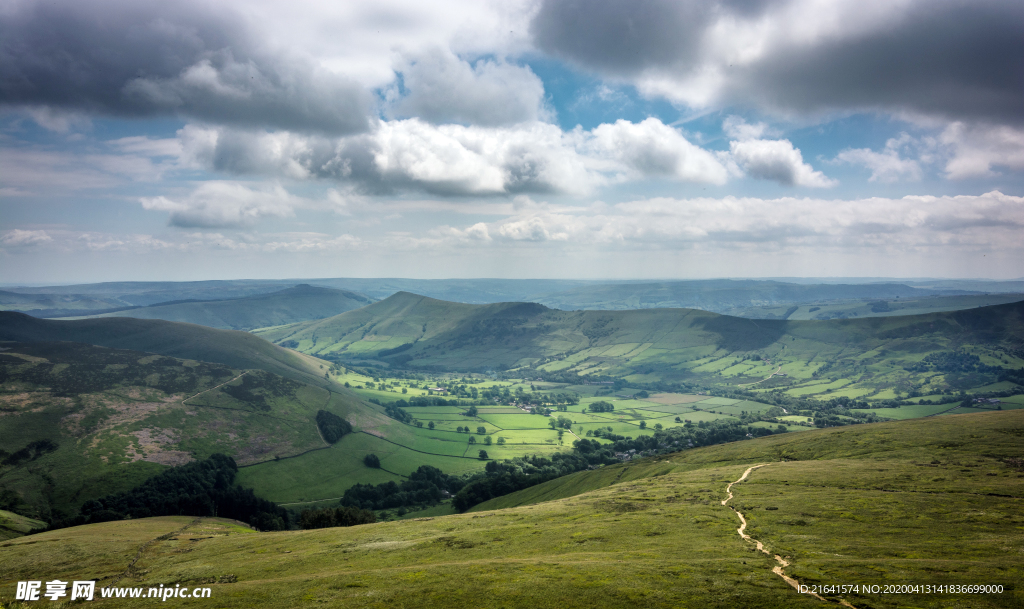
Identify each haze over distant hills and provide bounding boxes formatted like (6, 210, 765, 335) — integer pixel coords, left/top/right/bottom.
(3, 278, 1022, 322)
(71, 284, 374, 330)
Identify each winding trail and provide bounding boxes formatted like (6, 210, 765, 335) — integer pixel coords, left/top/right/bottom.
(722, 465, 856, 608)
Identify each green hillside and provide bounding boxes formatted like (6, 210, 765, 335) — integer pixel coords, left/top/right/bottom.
(0, 341, 379, 520)
(0, 311, 332, 388)
(256, 293, 1024, 402)
(1, 410, 1020, 608)
(77, 284, 374, 330)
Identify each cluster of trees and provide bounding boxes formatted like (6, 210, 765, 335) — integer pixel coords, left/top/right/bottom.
(906, 351, 1003, 374)
(456, 426, 487, 434)
(452, 448, 617, 511)
(377, 400, 413, 423)
(315, 410, 352, 443)
(341, 466, 465, 511)
(298, 505, 376, 529)
(50, 454, 290, 531)
(548, 416, 573, 430)
(588, 401, 615, 412)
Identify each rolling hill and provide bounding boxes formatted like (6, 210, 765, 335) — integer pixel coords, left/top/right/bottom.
(256, 292, 1024, 401)
(1, 409, 1020, 608)
(0, 340, 383, 520)
(0, 311, 333, 388)
(76, 284, 374, 330)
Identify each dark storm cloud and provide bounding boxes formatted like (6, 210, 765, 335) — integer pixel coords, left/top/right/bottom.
(530, 0, 740, 76)
(732, 1, 1024, 123)
(0, 0, 372, 134)
(530, 0, 1024, 123)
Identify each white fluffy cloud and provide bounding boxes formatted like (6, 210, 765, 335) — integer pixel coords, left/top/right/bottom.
(140, 182, 303, 228)
(390, 49, 549, 126)
(175, 117, 730, 197)
(729, 138, 836, 188)
(834, 133, 924, 183)
(583, 118, 729, 184)
(940, 122, 1024, 179)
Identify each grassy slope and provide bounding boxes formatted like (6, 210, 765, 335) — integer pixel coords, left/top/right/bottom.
(0, 509, 46, 541)
(1, 411, 1021, 608)
(80, 285, 374, 330)
(0, 311, 330, 388)
(0, 342, 378, 517)
(257, 292, 1024, 400)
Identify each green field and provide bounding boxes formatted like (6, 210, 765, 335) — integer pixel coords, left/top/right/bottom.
(2, 410, 1021, 608)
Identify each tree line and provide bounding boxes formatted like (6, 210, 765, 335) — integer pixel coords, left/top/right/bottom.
(45, 454, 290, 532)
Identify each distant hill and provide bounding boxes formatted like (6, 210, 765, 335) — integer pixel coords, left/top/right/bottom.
(77, 284, 374, 330)
(257, 292, 1024, 400)
(532, 279, 976, 313)
(0, 311, 331, 387)
(7, 278, 1024, 319)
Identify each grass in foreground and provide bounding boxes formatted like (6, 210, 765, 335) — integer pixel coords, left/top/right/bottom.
(2, 410, 1021, 608)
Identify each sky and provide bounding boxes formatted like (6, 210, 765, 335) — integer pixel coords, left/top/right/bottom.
(1, 0, 1023, 284)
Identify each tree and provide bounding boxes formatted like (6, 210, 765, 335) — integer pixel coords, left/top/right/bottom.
(497, 437, 506, 445)
(465, 406, 479, 417)
(428, 421, 435, 429)
(363, 454, 381, 468)
(402, 387, 407, 394)
(653, 423, 663, 431)
(468, 436, 477, 445)
(476, 426, 486, 435)
(639, 421, 647, 429)
(456, 426, 464, 433)
(635, 390, 649, 398)
(675, 416, 682, 423)
(484, 435, 492, 445)
(478, 450, 489, 460)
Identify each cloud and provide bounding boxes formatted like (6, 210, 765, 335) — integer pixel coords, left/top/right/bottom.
(390, 48, 549, 126)
(729, 138, 836, 187)
(140, 181, 302, 228)
(582, 118, 729, 184)
(181, 117, 728, 196)
(1, 229, 53, 247)
(834, 133, 924, 182)
(722, 116, 777, 141)
(450, 190, 1024, 253)
(940, 122, 1024, 179)
(530, 0, 1024, 124)
(0, 0, 372, 134)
